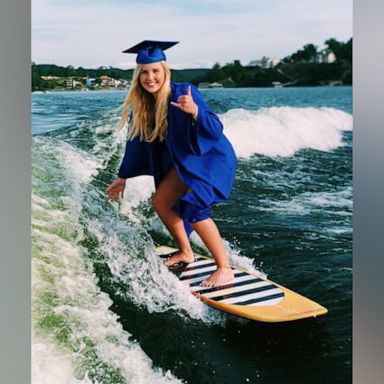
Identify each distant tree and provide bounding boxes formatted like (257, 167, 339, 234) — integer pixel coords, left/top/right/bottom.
(65, 65, 76, 77)
(30, 40, 352, 90)
(288, 43, 317, 63)
(223, 60, 245, 83)
(290, 52, 299, 62)
(31, 69, 42, 91)
(76, 66, 86, 77)
(206, 63, 226, 82)
(324, 37, 352, 64)
(301, 44, 318, 62)
(342, 38, 352, 64)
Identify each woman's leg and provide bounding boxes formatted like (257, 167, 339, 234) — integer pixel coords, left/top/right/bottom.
(152, 167, 195, 265)
(153, 167, 234, 287)
(191, 218, 234, 287)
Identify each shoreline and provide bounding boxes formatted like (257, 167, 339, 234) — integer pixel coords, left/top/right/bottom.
(32, 84, 352, 94)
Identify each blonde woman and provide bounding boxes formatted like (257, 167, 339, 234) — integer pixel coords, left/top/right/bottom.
(107, 41, 237, 287)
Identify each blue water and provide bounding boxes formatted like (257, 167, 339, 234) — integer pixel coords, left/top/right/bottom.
(32, 86, 352, 383)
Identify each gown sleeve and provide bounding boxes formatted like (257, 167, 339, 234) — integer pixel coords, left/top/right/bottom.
(117, 136, 152, 178)
(186, 85, 224, 156)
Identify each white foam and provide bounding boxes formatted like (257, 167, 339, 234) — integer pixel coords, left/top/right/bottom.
(188, 234, 266, 279)
(118, 176, 155, 221)
(32, 341, 92, 384)
(110, 176, 265, 290)
(32, 191, 182, 383)
(33, 137, 102, 189)
(49, 134, 213, 324)
(325, 227, 353, 235)
(260, 187, 352, 216)
(87, 219, 225, 326)
(221, 107, 352, 158)
(57, 144, 102, 185)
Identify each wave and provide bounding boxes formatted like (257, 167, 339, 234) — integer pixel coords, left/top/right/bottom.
(221, 107, 352, 158)
(32, 124, 262, 382)
(92, 175, 261, 319)
(32, 137, 183, 383)
(31, 102, 351, 382)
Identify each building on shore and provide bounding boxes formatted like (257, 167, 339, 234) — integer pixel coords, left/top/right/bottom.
(246, 56, 281, 69)
(290, 49, 336, 64)
(41, 75, 60, 80)
(85, 77, 96, 86)
(208, 82, 223, 88)
(198, 82, 224, 88)
(98, 75, 129, 88)
(99, 75, 112, 87)
(65, 78, 82, 89)
(316, 49, 336, 64)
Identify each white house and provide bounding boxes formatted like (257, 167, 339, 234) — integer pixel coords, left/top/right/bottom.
(85, 77, 96, 86)
(208, 82, 223, 88)
(316, 49, 336, 63)
(269, 57, 281, 67)
(99, 75, 110, 87)
(247, 56, 280, 68)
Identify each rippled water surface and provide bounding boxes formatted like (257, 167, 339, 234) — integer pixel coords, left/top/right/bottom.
(32, 86, 352, 384)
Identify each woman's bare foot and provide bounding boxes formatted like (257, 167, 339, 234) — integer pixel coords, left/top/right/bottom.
(201, 267, 234, 288)
(164, 250, 195, 267)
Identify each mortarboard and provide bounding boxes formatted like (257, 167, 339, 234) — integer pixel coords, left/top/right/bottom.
(122, 40, 179, 64)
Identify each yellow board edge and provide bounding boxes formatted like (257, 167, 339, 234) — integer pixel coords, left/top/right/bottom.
(156, 245, 328, 323)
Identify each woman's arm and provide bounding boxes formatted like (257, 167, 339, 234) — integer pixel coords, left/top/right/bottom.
(117, 136, 151, 178)
(171, 84, 223, 156)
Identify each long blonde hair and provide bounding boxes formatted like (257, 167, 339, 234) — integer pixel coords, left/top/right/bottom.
(120, 61, 171, 142)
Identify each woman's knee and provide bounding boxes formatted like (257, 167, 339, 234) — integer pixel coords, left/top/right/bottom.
(151, 192, 168, 213)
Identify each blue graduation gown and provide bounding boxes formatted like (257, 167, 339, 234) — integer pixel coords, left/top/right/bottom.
(118, 81, 237, 236)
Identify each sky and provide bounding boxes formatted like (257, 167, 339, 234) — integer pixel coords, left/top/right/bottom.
(32, 0, 352, 69)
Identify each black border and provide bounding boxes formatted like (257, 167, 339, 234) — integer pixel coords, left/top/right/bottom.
(0, 0, 31, 383)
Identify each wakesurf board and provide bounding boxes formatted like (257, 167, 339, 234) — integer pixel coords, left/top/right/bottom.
(156, 245, 328, 323)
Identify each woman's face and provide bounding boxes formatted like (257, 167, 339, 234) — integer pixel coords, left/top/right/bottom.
(139, 62, 166, 95)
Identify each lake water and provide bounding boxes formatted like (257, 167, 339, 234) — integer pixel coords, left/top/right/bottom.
(32, 86, 352, 384)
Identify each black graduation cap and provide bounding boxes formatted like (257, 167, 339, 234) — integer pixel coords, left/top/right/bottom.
(122, 40, 179, 64)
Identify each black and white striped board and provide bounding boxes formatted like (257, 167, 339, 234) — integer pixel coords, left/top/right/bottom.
(156, 246, 328, 322)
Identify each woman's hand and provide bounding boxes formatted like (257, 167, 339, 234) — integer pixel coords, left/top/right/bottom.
(170, 85, 198, 119)
(107, 177, 126, 202)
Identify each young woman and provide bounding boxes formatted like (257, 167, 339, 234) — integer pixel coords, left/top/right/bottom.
(107, 41, 237, 287)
